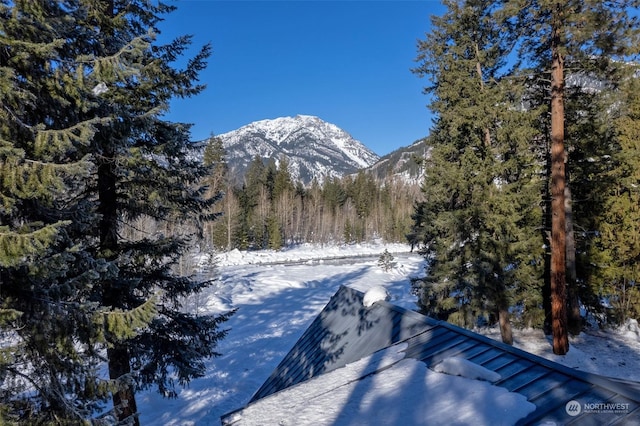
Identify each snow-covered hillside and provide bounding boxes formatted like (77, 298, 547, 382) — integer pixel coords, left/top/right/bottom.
(213, 115, 380, 184)
(137, 243, 640, 425)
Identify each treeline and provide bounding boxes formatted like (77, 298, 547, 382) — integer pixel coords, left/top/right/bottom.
(411, 0, 640, 353)
(200, 138, 421, 251)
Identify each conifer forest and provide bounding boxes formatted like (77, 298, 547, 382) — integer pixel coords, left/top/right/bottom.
(1, 0, 639, 424)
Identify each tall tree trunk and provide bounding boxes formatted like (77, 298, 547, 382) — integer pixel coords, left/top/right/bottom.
(99, 0, 139, 422)
(107, 345, 138, 424)
(476, 39, 513, 345)
(227, 184, 232, 250)
(565, 185, 582, 335)
(550, 5, 569, 355)
(99, 152, 140, 425)
(474, 41, 492, 148)
(498, 307, 514, 345)
(496, 282, 513, 345)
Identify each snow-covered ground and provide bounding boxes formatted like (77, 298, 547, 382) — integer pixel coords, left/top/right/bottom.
(137, 242, 640, 425)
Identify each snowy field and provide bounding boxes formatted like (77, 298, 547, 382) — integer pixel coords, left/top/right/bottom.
(137, 242, 640, 425)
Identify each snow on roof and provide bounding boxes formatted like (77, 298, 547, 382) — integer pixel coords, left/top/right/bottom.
(362, 285, 389, 307)
(433, 356, 502, 383)
(221, 343, 535, 426)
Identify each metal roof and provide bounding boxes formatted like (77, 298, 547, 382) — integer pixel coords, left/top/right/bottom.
(223, 285, 640, 425)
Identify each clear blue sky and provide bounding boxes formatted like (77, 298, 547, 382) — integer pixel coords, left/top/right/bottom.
(158, 1, 445, 156)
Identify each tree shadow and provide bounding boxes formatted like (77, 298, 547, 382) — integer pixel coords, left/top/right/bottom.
(249, 281, 409, 402)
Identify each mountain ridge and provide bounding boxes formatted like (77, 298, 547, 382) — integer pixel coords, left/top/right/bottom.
(195, 115, 428, 185)
(209, 115, 380, 185)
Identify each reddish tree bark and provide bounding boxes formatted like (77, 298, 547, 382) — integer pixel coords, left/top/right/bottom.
(550, 4, 569, 355)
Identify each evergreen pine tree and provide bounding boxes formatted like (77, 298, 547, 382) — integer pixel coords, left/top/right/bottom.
(242, 155, 269, 248)
(510, 0, 640, 354)
(346, 171, 376, 242)
(267, 214, 283, 250)
(273, 156, 294, 245)
(378, 249, 397, 272)
(273, 155, 294, 200)
(322, 176, 347, 215)
(2, 1, 237, 423)
(0, 0, 118, 421)
(588, 72, 640, 324)
(203, 135, 229, 249)
(235, 184, 253, 250)
(76, 0, 235, 422)
(413, 0, 544, 343)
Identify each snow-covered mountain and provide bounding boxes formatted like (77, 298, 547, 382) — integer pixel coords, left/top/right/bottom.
(208, 115, 380, 185)
(364, 137, 430, 184)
